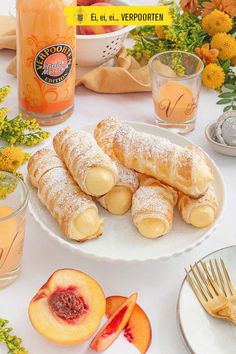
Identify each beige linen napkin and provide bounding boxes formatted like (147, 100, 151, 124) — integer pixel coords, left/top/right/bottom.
(0, 16, 151, 93)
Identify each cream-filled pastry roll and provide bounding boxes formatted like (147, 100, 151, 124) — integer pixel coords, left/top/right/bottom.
(98, 163, 139, 215)
(28, 149, 104, 242)
(178, 185, 218, 228)
(53, 127, 118, 197)
(94, 117, 139, 215)
(113, 124, 213, 198)
(27, 148, 65, 188)
(132, 175, 178, 239)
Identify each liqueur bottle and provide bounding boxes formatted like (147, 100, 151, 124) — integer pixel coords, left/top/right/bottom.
(16, 0, 76, 125)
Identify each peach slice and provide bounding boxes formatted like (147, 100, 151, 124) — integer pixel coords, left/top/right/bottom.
(28, 269, 106, 345)
(106, 296, 152, 354)
(90, 293, 137, 352)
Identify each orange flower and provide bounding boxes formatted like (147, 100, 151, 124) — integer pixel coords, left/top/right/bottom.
(180, 0, 200, 15)
(195, 43, 219, 64)
(232, 56, 236, 66)
(202, 0, 236, 18)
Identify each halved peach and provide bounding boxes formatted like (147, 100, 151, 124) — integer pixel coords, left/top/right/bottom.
(90, 293, 137, 352)
(28, 269, 106, 345)
(106, 296, 152, 354)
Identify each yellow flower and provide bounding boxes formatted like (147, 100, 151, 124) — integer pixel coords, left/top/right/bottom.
(0, 86, 11, 104)
(0, 147, 27, 173)
(202, 10, 232, 35)
(211, 33, 236, 60)
(202, 63, 225, 89)
(0, 107, 9, 121)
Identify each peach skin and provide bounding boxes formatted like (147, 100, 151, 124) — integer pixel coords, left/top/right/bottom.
(90, 293, 137, 352)
(106, 296, 152, 354)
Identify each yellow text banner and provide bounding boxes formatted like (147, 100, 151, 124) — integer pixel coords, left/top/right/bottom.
(64, 6, 171, 26)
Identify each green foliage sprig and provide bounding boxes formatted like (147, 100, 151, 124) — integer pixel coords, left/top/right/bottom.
(0, 318, 28, 354)
(217, 72, 236, 112)
(0, 86, 50, 147)
(0, 114, 50, 147)
(128, 7, 208, 62)
(0, 85, 50, 197)
(0, 86, 50, 146)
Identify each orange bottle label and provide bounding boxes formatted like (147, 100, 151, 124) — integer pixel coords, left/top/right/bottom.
(34, 44, 73, 85)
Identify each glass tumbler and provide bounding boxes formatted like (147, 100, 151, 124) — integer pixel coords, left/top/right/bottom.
(149, 51, 204, 134)
(0, 172, 29, 288)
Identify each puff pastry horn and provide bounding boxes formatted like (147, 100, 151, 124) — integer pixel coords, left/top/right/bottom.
(132, 175, 177, 238)
(94, 117, 122, 159)
(113, 124, 213, 198)
(27, 148, 65, 188)
(53, 127, 118, 197)
(98, 163, 139, 215)
(28, 149, 104, 241)
(178, 185, 218, 228)
(94, 117, 139, 215)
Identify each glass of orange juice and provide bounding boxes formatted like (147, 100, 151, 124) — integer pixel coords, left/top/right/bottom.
(0, 172, 29, 288)
(149, 51, 204, 134)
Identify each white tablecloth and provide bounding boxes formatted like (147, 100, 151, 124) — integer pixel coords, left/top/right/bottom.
(0, 1, 236, 353)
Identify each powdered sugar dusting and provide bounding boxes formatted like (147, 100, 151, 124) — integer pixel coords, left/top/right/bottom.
(94, 117, 121, 159)
(114, 124, 173, 161)
(53, 127, 118, 196)
(28, 148, 64, 188)
(132, 185, 171, 223)
(94, 118, 139, 191)
(38, 167, 96, 236)
(116, 162, 139, 191)
(39, 167, 92, 208)
(114, 124, 211, 197)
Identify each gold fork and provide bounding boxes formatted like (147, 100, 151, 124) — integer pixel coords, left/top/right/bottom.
(185, 261, 236, 325)
(208, 258, 236, 318)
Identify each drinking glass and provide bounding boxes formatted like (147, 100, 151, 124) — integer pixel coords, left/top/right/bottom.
(0, 172, 29, 288)
(149, 51, 204, 134)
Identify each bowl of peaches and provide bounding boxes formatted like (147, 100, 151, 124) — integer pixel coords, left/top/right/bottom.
(76, 0, 135, 66)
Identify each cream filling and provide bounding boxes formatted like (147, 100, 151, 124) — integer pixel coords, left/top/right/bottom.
(137, 218, 166, 239)
(105, 186, 132, 215)
(70, 208, 101, 241)
(189, 206, 215, 228)
(194, 159, 213, 194)
(85, 167, 116, 197)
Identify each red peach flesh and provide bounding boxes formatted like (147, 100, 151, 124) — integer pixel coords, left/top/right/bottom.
(48, 286, 88, 322)
(101, 305, 128, 336)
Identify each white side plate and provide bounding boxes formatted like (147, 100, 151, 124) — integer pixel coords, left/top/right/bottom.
(177, 246, 236, 354)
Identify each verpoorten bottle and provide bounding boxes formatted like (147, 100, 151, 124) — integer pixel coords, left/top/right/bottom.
(16, 0, 76, 126)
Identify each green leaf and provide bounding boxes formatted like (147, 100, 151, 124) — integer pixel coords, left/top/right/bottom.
(223, 105, 232, 112)
(218, 92, 236, 98)
(233, 106, 236, 110)
(222, 60, 231, 73)
(217, 99, 232, 104)
(224, 84, 236, 90)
